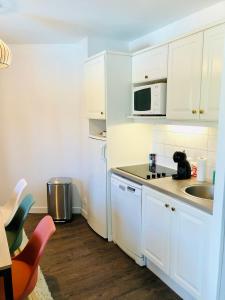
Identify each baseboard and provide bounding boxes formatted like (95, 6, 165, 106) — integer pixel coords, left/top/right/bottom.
(72, 207, 81, 214)
(30, 207, 48, 213)
(30, 206, 82, 214)
(81, 208, 88, 219)
(146, 259, 194, 300)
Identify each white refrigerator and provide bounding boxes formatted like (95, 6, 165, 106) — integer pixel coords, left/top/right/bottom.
(87, 137, 107, 238)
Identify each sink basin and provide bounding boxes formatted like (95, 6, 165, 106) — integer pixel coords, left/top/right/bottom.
(183, 184, 214, 200)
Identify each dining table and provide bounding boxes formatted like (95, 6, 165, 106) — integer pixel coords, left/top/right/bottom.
(0, 212, 14, 299)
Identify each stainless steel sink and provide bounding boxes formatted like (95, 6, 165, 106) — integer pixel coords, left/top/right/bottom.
(183, 184, 214, 200)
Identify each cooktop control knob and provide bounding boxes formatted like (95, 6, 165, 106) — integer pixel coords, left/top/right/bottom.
(157, 173, 161, 178)
(146, 175, 151, 180)
(152, 174, 156, 179)
(162, 173, 166, 177)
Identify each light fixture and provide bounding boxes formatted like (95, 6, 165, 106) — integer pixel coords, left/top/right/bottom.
(0, 39, 11, 68)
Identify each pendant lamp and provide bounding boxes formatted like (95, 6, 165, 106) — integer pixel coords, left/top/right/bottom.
(0, 39, 11, 68)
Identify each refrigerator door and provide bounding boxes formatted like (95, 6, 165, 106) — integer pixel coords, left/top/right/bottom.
(87, 137, 107, 238)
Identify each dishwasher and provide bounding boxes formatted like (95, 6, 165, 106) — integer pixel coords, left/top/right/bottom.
(111, 174, 144, 266)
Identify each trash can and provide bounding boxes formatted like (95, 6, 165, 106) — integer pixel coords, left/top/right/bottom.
(47, 177, 72, 222)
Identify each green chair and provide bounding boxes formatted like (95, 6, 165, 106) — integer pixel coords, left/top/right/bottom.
(5, 194, 35, 254)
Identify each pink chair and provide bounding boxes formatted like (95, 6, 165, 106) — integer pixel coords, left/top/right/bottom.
(0, 215, 56, 300)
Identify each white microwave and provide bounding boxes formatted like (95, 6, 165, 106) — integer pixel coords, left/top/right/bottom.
(132, 83, 167, 116)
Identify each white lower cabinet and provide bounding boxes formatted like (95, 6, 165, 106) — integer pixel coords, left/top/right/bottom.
(142, 189, 171, 274)
(142, 186, 211, 300)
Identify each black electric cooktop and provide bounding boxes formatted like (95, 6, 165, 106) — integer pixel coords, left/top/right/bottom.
(117, 164, 176, 180)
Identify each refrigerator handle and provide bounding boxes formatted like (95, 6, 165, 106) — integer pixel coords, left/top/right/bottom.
(101, 144, 107, 161)
(103, 144, 107, 160)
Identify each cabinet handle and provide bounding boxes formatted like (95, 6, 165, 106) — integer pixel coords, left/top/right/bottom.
(145, 75, 148, 79)
(199, 109, 204, 114)
(165, 204, 169, 208)
(171, 207, 176, 212)
(127, 186, 136, 193)
(192, 109, 197, 114)
(100, 112, 104, 115)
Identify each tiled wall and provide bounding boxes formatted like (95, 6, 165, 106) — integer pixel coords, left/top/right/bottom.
(151, 124, 217, 180)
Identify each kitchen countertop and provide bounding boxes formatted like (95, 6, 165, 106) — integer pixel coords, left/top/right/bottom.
(111, 168, 213, 215)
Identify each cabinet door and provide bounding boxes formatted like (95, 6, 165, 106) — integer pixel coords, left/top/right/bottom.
(167, 32, 203, 120)
(85, 54, 106, 119)
(142, 187, 171, 274)
(132, 45, 168, 83)
(200, 24, 225, 121)
(170, 200, 209, 299)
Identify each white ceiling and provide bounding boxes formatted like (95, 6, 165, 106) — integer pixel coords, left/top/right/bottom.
(0, 0, 223, 43)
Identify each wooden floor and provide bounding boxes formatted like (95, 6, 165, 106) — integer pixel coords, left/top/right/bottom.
(24, 214, 181, 300)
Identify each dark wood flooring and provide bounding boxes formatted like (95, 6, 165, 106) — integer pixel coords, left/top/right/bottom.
(24, 214, 181, 300)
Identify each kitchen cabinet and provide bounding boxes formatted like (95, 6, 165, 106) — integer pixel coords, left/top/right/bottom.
(170, 198, 209, 299)
(85, 54, 106, 119)
(200, 24, 225, 121)
(142, 189, 171, 274)
(132, 45, 168, 83)
(142, 186, 210, 299)
(167, 24, 225, 121)
(84, 51, 134, 240)
(167, 32, 203, 120)
(85, 51, 132, 120)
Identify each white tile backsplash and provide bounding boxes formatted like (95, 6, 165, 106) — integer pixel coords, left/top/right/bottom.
(151, 125, 217, 180)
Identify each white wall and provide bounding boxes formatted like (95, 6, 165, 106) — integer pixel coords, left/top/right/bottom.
(151, 124, 217, 179)
(130, 1, 225, 51)
(0, 40, 87, 212)
(87, 36, 129, 57)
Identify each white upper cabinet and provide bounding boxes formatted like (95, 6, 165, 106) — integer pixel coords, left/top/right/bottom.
(200, 24, 225, 121)
(167, 24, 225, 121)
(85, 52, 131, 121)
(167, 32, 203, 120)
(85, 54, 106, 119)
(132, 45, 168, 83)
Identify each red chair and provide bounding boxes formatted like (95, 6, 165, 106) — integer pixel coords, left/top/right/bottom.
(0, 215, 56, 300)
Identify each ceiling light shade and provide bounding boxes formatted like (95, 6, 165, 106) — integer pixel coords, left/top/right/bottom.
(0, 39, 11, 68)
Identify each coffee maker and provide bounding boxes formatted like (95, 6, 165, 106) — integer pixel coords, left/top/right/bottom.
(172, 151, 191, 180)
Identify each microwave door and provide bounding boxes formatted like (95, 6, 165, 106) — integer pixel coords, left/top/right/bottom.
(133, 87, 152, 115)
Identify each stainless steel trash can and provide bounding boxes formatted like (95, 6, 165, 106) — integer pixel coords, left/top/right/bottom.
(47, 177, 72, 222)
